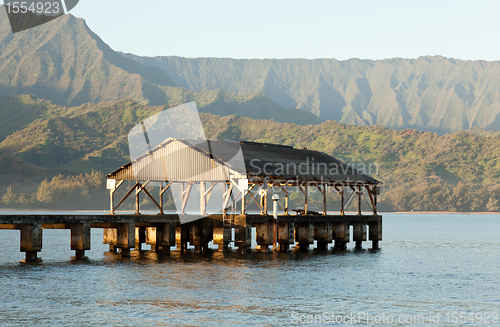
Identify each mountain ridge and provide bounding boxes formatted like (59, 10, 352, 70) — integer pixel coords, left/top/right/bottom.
(122, 54, 500, 134)
(2, 9, 500, 134)
(0, 11, 320, 125)
(0, 11, 176, 106)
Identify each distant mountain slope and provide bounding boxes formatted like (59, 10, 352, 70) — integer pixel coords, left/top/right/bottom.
(0, 95, 320, 174)
(0, 10, 320, 125)
(2, 95, 500, 189)
(123, 54, 500, 134)
(0, 9, 177, 106)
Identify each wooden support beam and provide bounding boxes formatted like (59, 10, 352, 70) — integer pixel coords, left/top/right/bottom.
(160, 181, 173, 195)
(333, 184, 345, 215)
(241, 187, 246, 215)
(242, 185, 261, 212)
(159, 181, 173, 213)
(298, 183, 308, 214)
(258, 183, 268, 215)
(285, 184, 289, 215)
(181, 182, 194, 214)
(135, 184, 140, 214)
(159, 182, 163, 212)
(275, 182, 290, 214)
(227, 180, 243, 210)
(139, 185, 163, 213)
(360, 189, 374, 213)
(323, 184, 327, 215)
(365, 185, 377, 214)
(340, 185, 345, 215)
(244, 183, 263, 212)
(222, 183, 234, 212)
(200, 182, 206, 215)
(109, 180, 124, 214)
(252, 196, 262, 211)
(277, 199, 285, 212)
(313, 183, 327, 215)
(305, 183, 308, 215)
(343, 187, 356, 211)
(358, 185, 362, 216)
(110, 189, 114, 214)
(113, 182, 139, 213)
(133, 180, 151, 214)
(205, 182, 217, 204)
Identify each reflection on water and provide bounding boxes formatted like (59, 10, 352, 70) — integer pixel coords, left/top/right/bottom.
(0, 213, 499, 326)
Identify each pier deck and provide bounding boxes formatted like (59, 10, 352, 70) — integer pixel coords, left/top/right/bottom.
(0, 213, 382, 261)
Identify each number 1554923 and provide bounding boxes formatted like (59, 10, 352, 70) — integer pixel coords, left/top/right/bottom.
(5, 2, 62, 15)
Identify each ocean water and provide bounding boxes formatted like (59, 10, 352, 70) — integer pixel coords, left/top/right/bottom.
(0, 213, 499, 326)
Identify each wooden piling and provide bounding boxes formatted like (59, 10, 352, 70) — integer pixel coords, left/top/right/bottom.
(175, 225, 189, 253)
(295, 222, 314, 251)
(369, 221, 382, 249)
(277, 222, 294, 252)
(70, 223, 90, 259)
(314, 221, 332, 251)
(145, 227, 155, 248)
(333, 221, 350, 250)
(155, 222, 176, 254)
(255, 221, 273, 252)
(213, 227, 224, 251)
(190, 221, 211, 254)
(234, 214, 251, 254)
(353, 222, 367, 250)
(135, 226, 146, 251)
(116, 223, 135, 257)
(20, 223, 42, 262)
(103, 228, 117, 248)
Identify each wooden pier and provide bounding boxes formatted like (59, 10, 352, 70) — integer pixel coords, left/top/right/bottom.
(0, 213, 381, 261)
(0, 138, 384, 262)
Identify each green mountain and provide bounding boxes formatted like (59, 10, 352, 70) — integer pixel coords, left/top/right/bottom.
(0, 10, 176, 105)
(4, 8, 497, 134)
(1, 95, 500, 212)
(0, 9, 320, 125)
(2, 7, 500, 134)
(122, 54, 500, 134)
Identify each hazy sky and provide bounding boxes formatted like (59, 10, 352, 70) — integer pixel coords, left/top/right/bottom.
(68, 0, 500, 61)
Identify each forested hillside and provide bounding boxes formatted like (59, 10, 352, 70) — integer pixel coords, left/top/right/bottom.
(1, 95, 499, 212)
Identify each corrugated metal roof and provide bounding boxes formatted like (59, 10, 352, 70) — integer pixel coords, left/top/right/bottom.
(106, 138, 380, 185)
(239, 141, 380, 184)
